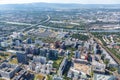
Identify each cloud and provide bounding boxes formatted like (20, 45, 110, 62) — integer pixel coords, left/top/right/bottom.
(0, 0, 120, 4)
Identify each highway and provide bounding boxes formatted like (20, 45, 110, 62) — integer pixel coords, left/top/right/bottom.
(37, 25, 86, 32)
(22, 15, 51, 32)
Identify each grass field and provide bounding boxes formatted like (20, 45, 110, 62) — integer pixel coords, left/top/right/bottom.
(9, 58, 18, 64)
(34, 74, 45, 80)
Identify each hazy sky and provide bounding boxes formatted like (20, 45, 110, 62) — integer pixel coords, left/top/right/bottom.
(0, 0, 120, 4)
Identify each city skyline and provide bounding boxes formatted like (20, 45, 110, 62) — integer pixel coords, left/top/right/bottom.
(0, 0, 120, 79)
(0, 0, 120, 4)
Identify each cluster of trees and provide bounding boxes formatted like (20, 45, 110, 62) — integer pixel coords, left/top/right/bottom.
(43, 22, 85, 30)
(107, 48, 120, 60)
(71, 33, 89, 41)
(0, 53, 9, 56)
(53, 57, 64, 70)
(92, 32, 120, 36)
(41, 37, 56, 43)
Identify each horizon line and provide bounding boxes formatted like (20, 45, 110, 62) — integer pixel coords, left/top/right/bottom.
(0, 2, 120, 5)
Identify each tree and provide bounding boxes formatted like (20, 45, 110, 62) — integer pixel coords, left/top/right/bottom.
(104, 58, 110, 68)
(71, 33, 89, 41)
(101, 54, 106, 60)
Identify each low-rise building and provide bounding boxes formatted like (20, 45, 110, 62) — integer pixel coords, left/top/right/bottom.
(33, 56, 46, 64)
(0, 41, 8, 47)
(53, 75, 63, 80)
(92, 61, 106, 74)
(93, 73, 117, 80)
(0, 62, 20, 79)
(29, 61, 53, 75)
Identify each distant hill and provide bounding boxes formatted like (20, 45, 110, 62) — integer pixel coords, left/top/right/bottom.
(0, 3, 120, 11)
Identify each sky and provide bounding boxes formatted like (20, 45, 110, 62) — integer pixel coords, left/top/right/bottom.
(0, 0, 120, 4)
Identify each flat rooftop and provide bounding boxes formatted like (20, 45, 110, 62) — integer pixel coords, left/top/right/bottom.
(94, 73, 116, 80)
(0, 62, 18, 73)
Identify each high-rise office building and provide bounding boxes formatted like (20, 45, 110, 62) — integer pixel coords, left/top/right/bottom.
(16, 51, 27, 64)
